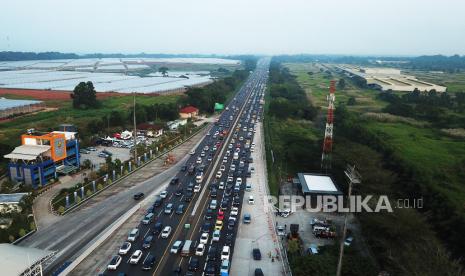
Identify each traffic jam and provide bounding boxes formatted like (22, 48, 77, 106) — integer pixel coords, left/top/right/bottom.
(104, 59, 269, 276)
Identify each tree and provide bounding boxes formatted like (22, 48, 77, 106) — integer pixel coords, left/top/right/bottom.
(347, 97, 356, 106)
(337, 78, 346, 90)
(287, 239, 300, 257)
(71, 81, 99, 109)
(159, 67, 169, 77)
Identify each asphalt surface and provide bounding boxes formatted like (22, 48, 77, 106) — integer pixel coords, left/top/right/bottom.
(103, 58, 270, 276)
(19, 125, 209, 275)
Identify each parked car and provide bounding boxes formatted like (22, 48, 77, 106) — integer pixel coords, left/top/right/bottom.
(243, 213, 251, 224)
(253, 248, 262, 260)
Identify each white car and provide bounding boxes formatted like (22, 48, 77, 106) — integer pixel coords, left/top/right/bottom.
(129, 250, 143, 264)
(200, 232, 209, 244)
(220, 165, 226, 172)
(189, 149, 195, 155)
(248, 195, 255, 205)
(235, 178, 242, 185)
(196, 157, 202, 164)
(171, 240, 183, 254)
(160, 191, 168, 199)
(221, 245, 230, 261)
(216, 171, 222, 179)
(118, 242, 131, 255)
(219, 182, 225, 190)
(107, 255, 122, 270)
(212, 230, 221, 242)
(230, 207, 239, 216)
(277, 225, 286, 236)
(161, 226, 172, 238)
(194, 184, 201, 193)
(195, 243, 205, 256)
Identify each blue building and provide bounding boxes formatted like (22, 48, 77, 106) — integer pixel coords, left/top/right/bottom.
(4, 129, 80, 189)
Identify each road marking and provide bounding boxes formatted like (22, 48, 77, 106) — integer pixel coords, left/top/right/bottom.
(143, 228, 150, 239)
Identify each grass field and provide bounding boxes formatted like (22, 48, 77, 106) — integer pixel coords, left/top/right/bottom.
(403, 70, 465, 93)
(284, 63, 388, 112)
(0, 94, 180, 147)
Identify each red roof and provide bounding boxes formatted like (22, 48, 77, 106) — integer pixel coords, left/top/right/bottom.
(179, 106, 199, 114)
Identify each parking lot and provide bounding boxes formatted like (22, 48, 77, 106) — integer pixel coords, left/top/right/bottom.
(80, 146, 131, 170)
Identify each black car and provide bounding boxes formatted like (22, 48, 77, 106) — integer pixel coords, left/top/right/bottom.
(184, 191, 193, 202)
(210, 189, 217, 198)
(225, 188, 232, 196)
(152, 222, 163, 235)
(142, 255, 156, 270)
(133, 192, 144, 200)
(254, 268, 264, 276)
(225, 233, 234, 245)
(207, 245, 217, 261)
(176, 204, 185, 214)
(201, 221, 212, 233)
(204, 260, 216, 276)
(253, 248, 262, 260)
(170, 177, 179, 185)
(188, 257, 199, 271)
(142, 235, 153, 249)
(175, 188, 183, 196)
(186, 182, 194, 192)
(181, 165, 187, 172)
(153, 198, 163, 207)
(221, 200, 229, 210)
(228, 218, 236, 229)
(204, 209, 214, 220)
(188, 165, 196, 174)
(198, 165, 205, 172)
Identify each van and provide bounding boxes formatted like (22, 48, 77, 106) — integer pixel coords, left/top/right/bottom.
(181, 240, 193, 256)
(127, 228, 139, 242)
(142, 213, 154, 225)
(171, 240, 183, 254)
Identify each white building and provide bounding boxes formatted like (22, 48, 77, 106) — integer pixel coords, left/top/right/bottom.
(167, 119, 188, 131)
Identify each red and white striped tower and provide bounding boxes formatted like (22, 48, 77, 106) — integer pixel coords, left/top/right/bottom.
(321, 80, 336, 171)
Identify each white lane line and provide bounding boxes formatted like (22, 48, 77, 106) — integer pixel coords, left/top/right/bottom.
(143, 228, 150, 239)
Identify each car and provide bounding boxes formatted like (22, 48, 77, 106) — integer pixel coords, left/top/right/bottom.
(243, 213, 251, 224)
(217, 210, 225, 220)
(142, 235, 153, 249)
(200, 232, 209, 244)
(152, 222, 163, 235)
(210, 199, 217, 209)
(133, 192, 144, 200)
(216, 171, 222, 179)
(255, 268, 264, 276)
(218, 181, 225, 190)
(128, 228, 139, 242)
(160, 190, 168, 198)
(189, 149, 195, 155)
(220, 165, 226, 171)
(215, 220, 223, 231)
(207, 245, 218, 260)
(98, 152, 109, 158)
(228, 217, 236, 229)
(170, 240, 183, 254)
(188, 257, 200, 271)
(142, 213, 154, 224)
(161, 226, 172, 238)
(201, 221, 212, 233)
(195, 243, 205, 256)
(205, 208, 214, 220)
(118, 242, 131, 255)
(80, 149, 90, 154)
(221, 246, 230, 261)
(176, 204, 185, 214)
(184, 191, 193, 202)
(277, 225, 286, 236)
(107, 255, 122, 270)
(230, 206, 239, 216)
(194, 184, 201, 193)
(153, 198, 163, 207)
(344, 236, 354, 246)
(181, 165, 187, 171)
(164, 203, 174, 214)
(196, 157, 202, 164)
(220, 200, 229, 210)
(252, 248, 262, 260)
(88, 147, 97, 151)
(130, 250, 143, 264)
(210, 188, 217, 198)
(220, 259, 230, 274)
(248, 195, 255, 204)
(170, 177, 179, 185)
(142, 254, 156, 270)
(204, 260, 217, 276)
(175, 189, 183, 196)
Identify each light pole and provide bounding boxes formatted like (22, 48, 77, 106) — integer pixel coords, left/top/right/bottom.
(336, 164, 361, 276)
(133, 92, 137, 163)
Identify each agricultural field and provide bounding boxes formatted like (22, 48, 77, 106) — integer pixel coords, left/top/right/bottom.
(0, 57, 241, 94)
(403, 70, 465, 93)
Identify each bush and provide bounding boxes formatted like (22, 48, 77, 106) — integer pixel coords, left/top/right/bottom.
(86, 189, 93, 197)
(57, 206, 65, 214)
(29, 222, 36, 231)
(97, 183, 103, 190)
(19, 228, 26, 237)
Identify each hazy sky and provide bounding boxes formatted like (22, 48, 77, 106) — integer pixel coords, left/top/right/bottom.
(1, 0, 465, 56)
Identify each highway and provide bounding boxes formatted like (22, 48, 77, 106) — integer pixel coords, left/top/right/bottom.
(103, 57, 270, 276)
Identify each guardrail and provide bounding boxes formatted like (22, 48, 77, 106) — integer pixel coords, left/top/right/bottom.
(52, 123, 209, 215)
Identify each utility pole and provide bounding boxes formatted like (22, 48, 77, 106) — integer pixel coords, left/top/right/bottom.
(336, 164, 361, 276)
(321, 80, 336, 173)
(133, 92, 137, 163)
